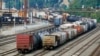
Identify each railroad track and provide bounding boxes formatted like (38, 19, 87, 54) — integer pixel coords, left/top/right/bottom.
(0, 36, 15, 42)
(0, 36, 15, 46)
(0, 39, 15, 46)
(52, 27, 100, 56)
(90, 44, 100, 56)
(0, 48, 25, 56)
(0, 25, 55, 46)
(0, 24, 54, 56)
(0, 48, 17, 56)
(25, 26, 100, 56)
(71, 34, 100, 56)
(13, 53, 25, 56)
(33, 50, 50, 56)
(0, 24, 99, 46)
(0, 36, 16, 46)
(0, 24, 100, 56)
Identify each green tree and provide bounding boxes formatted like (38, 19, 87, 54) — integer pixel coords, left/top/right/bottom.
(69, 0, 99, 9)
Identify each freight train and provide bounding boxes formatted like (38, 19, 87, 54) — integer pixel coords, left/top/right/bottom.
(32, 11, 68, 22)
(16, 13, 97, 53)
(43, 19, 97, 49)
(0, 11, 63, 25)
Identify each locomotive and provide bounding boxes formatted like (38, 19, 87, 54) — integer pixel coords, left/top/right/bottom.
(0, 12, 24, 25)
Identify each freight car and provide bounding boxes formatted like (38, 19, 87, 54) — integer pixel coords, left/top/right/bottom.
(59, 23, 74, 30)
(16, 23, 58, 53)
(33, 11, 48, 20)
(43, 19, 97, 49)
(43, 28, 78, 49)
(0, 12, 13, 24)
(67, 15, 82, 22)
(53, 15, 63, 26)
(0, 12, 24, 25)
(43, 32, 68, 49)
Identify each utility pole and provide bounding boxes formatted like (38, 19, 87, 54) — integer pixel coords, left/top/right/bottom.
(23, 0, 28, 23)
(0, 0, 2, 10)
(23, 0, 28, 29)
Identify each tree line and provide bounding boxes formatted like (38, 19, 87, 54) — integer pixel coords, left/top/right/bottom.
(3, 0, 63, 9)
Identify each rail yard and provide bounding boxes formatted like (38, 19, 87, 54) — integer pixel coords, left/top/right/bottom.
(0, 17, 100, 56)
(0, 24, 100, 56)
(0, 0, 100, 56)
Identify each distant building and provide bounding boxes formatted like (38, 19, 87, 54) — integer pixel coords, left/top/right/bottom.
(2, 2, 6, 9)
(0, 1, 6, 9)
(62, 0, 70, 8)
